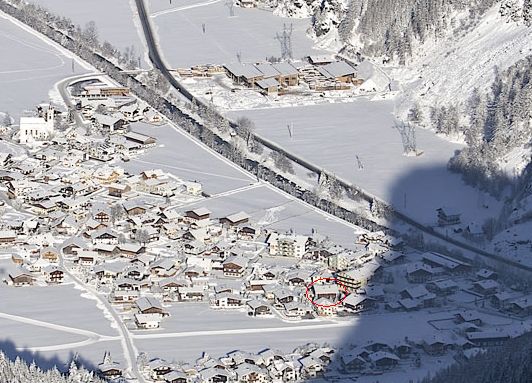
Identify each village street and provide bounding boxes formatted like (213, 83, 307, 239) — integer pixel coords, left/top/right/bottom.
(57, 253, 146, 383)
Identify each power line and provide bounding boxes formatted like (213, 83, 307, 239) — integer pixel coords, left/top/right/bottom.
(276, 23, 293, 61)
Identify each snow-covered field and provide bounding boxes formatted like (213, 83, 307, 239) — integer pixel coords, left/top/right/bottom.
(0, 260, 121, 369)
(0, 15, 89, 119)
(0, 282, 116, 337)
(27, 0, 150, 67)
(0, 318, 85, 349)
(228, 100, 502, 226)
(147, 0, 328, 67)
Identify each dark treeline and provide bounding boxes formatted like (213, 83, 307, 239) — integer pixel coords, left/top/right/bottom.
(0, 351, 107, 383)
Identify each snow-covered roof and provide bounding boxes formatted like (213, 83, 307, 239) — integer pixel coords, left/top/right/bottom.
(318, 61, 356, 79)
(402, 285, 430, 299)
(272, 62, 299, 76)
(20, 116, 47, 126)
(474, 279, 499, 289)
(223, 256, 248, 268)
(256, 78, 280, 89)
(136, 296, 162, 312)
(313, 284, 338, 295)
(368, 351, 399, 362)
(134, 313, 162, 323)
(254, 63, 280, 78)
(308, 55, 334, 64)
(422, 252, 470, 269)
(94, 113, 123, 126)
(124, 131, 155, 143)
(224, 211, 250, 223)
(224, 63, 263, 79)
(187, 207, 211, 217)
(0, 230, 16, 239)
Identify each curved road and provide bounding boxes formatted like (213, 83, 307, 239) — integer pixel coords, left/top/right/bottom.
(58, 254, 145, 383)
(56, 73, 102, 128)
(56, 75, 146, 382)
(133, 0, 531, 273)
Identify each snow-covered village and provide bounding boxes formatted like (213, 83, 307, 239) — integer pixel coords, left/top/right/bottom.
(0, 0, 531, 383)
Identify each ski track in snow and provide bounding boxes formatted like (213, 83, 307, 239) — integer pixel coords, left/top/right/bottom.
(150, 0, 223, 18)
(0, 312, 119, 340)
(132, 320, 354, 339)
(132, 157, 253, 183)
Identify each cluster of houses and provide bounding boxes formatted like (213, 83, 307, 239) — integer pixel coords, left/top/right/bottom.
(179, 55, 360, 96)
(395, 250, 532, 320)
(15, 109, 158, 165)
(435, 206, 492, 243)
(16, 83, 162, 151)
(2, 88, 531, 382)
(0, 142, 207, 294)
(100, 344, 335, 382)
(222, 57, 362, 95)
(75, 82, 163, 129)
(2, 145, 530, 379)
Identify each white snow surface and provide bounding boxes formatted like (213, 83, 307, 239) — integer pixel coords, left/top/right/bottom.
(0, 283, 116, 337)
(0, 14, 90, 119)
(228, 99, 502, 226)
(147, 0, 329, 68)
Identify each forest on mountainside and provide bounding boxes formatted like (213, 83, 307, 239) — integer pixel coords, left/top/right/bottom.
(267, 0, 522, 62)
(438, 55, 531, 196)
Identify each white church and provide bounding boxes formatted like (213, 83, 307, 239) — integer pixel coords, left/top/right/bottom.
(19, 106, 55, 144)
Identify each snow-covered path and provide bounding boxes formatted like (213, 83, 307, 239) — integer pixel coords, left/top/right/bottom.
(132, 320, 354, 339)
(207, 181, 263, 198)
(58, 262, 146, 382)
(16, 338, 117, 353)
(151, 0, 223, 18)
(0, 312, 119, 340)
(131, 157, 253, 183)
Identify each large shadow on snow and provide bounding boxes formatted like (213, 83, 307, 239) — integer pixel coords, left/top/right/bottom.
(0, 338, 100, 373)
(301, 163, 501, 382)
